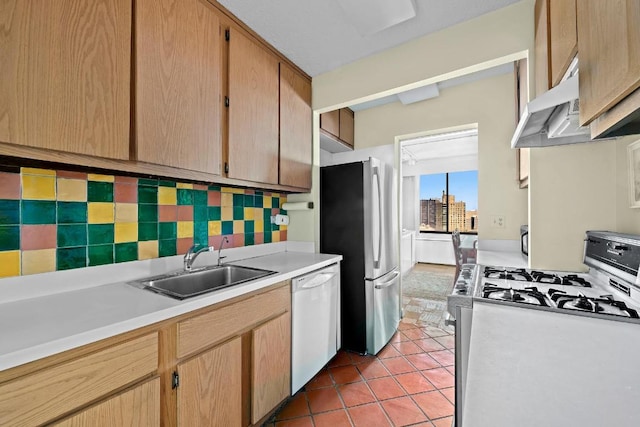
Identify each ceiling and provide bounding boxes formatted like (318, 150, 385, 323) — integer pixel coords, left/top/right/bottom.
(217, 0, 522, 77)
(401, 129, 478, 164)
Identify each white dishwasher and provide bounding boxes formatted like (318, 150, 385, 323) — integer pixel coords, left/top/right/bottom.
(291, 262, 340, 393)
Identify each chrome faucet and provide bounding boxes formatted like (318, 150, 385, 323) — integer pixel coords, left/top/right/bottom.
(218, 236, 230, 266)
(184, 245, 214, 271)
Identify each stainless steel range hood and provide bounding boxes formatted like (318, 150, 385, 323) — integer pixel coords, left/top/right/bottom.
(511, 75, 596, 148)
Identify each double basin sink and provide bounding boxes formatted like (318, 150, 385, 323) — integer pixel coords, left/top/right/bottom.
(129, 265, 277, 299)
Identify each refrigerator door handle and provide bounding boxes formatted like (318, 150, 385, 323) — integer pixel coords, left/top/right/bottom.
(374, 271, 400, 289)
(372, 166, 383, 269)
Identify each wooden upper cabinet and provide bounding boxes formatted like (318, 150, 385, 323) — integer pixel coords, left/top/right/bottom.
(339, 108, 355, 146)
(577, 0, 640, 126)
(549, 0, 577, 87)
(0, 0, 131, 160)
(227, 27, 280, 185)
(534, 0, 551, 96)
(279, 63, 312, 189)
(320, 110, 340, 137)
(135, 0, 222, 174)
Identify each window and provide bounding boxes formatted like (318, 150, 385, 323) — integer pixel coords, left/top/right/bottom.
(419, 171, 478, 234)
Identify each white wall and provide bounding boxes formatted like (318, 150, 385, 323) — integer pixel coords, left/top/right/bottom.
(402, 176, 418, 231)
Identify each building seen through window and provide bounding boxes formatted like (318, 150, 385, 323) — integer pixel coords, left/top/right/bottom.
(419, 171, 478, 233)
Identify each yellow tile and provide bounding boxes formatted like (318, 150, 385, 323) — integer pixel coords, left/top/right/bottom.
(281, 224, 288, 231)
(222, 206, 233, 221)
(138, 241, 159, 260)
(176, 183, 193, 189)
(115, 203, 138, 223)
(21, 175, 56, 200)
(56, 178, 87, 202)
(263, 196, 272, 209)
(255, 220, 264, 233)
(221, 187, 234, 193)
(272, 231, 281, 242)
(22, 167, 56, 176)
(177, 221, 194, 238)
(221, 193, 233, 207)
(115, 222, 138, 243)
(254, 207, 262, 219)
(244, 207, 254, 220)
(208, 221, 221, 236)
(88, 202, 115, 224)
(22, 249, 56, 275)
(0, 251, 21, 277)
(88, 173, 114, 182)
(158, 187, 177, 205)
(233, 220, 244, 234)
(222, 187, 243, 194)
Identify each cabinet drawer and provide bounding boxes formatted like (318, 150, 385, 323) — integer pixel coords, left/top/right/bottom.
(0, 333, 158, 426)
(177, 283, 290, 358)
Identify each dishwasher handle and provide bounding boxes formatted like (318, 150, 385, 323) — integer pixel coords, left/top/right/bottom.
(296, 273, 337, 290)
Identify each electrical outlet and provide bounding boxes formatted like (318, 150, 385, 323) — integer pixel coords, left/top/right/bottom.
(491, 215, 505, 228)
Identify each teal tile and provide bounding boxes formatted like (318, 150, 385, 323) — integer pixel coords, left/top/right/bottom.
(264, 231, 272, 243)
(255, 191, 263, 196)
(245, 233, 254, 246)
(22, 200, 56, 224)
(0, 200, 20, 225)
(57, 202, 87, 224)
(244, 195, 254, 207)
(58, 224, 87, 247)
(88, 224, 114, 245)
(254, 196, 263, 208)
(194, 222, 208, 245)
(138, 178, 158, 187)
(138, 222, 158, 241)
(115, 242, 137, 263)
(88, 244, 114, 266)
(138, 204, 158, 222)
(138, 186, 157, 204)
(159, 222, 177, 240)
(0, 225, 20, 251)
(87, 181, 113, 203)
(208, 206, 221, 221)
(194, 190, 207, 206)
(158, 180, 176, 187)
(272, 197, 280, 208)
(233, 206, 244, 220)
(194, 206, 207, 222)
(177, 189, 193, 205)
(208, 185, 221, 191)
(245, 221, 254, 234)
(57, 247, 87, 270)
(221, 221, 233, 235)
(263, 209, 272, 222)
(159, 239, 176, 257)
(233, 194, 244, 207)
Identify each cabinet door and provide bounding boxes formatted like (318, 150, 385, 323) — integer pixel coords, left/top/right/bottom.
(320, 110, 340, 137)
(549, 0, 577, 87)
(280, 63, 312, 189)
(577, 0, 640, 125)
(53, 378, 160, 427)
(339, 108, 355, 147)
(228, 28, 279, 184)
(177, 337, 242, 427)
(0, 0, 131, 160)
(252, 312, 291, 424)
(135, 0, 222, 174)
(534, 0, 551, 96)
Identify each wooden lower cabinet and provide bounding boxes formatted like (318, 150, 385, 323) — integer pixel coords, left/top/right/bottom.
(177, 337, 242, 427)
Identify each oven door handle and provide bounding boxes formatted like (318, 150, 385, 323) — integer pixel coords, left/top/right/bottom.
(444, 311, 456, 327)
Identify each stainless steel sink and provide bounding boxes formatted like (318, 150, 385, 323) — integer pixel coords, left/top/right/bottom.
(129, 265, 277, 299)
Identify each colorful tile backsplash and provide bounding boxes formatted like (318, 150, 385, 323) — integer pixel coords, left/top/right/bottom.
(0, 166, 287, 278)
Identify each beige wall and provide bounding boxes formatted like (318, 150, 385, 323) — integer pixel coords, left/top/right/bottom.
(355, 73, 527, 241)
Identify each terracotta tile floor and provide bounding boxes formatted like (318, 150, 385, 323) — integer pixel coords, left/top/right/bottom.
(265, 321, 455, 427)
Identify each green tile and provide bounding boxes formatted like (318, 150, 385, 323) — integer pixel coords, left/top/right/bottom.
(138, 204, 158, 222)
(159, 222, 177, 240)
(138, 178, 158, 187)
(88, 224, 114, 245)
(245, 233, 254, 246)
(245, 221, 254, 234)
(57, 224, 87, 247)
(254, 196, 263, 208)
(264, 231, 272, 243)
(138, 222, 158, 241)
(88, 244, 114, 266)
(158, 180, 176, 187)
(0, 200, 20, 225)
(22, 200, 56, 224)
(208, 206, 221, 221)
(159, 239, 177, 257)
(233, 194, 244, 207)
(208, 185, 221, 191)
(87, 181, 113, 203)
(244, 195, 254, 207)
(263, 209, 272, 222)
(138, 186, 158, 204)
(272, 197, 280, 208)
(194, 222, 208, 244)
(194, 190, 207, 206)
(255, 191, 263, 196)
(115, 242, 137, 263)
(0, 225, 20, 251)
(57, 202, 87, 224)
(194, 206, 207, 222)
(221, 221, 233, 235)
(57, 247, 87, 270)
(177, 189, 193, 205)
(233, 206, 244, 220)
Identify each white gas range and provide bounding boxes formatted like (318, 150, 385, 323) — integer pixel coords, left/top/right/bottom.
(447, 231, 640, 427)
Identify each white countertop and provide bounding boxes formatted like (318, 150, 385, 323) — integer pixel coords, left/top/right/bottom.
(476, 249, 528, 268)
(0, 246, 341, 372)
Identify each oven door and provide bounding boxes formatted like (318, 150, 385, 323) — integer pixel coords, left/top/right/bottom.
(448, 306, 473, 427)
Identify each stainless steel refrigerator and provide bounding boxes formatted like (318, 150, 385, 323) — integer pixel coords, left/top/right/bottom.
(320, 157, 399, 355)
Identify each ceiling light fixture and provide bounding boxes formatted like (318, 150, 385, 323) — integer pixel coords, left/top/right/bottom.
(337, 0, 417, 37)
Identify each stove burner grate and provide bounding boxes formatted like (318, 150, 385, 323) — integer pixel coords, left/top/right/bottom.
(483, 283, 548, 306)
(548, 289, 639, 318)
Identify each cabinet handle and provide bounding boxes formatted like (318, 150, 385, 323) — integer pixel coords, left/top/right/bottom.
(172, 371, 180, 389)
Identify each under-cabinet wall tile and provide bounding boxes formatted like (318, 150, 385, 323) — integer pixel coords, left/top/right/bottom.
(158, 187, 177, 205)
(88, 202, 115, 224)
(0, 172, 21, 199)
(138, 240, 159, 260)
(57, 178, 87, 202)
(21, 248, 56, 275)
(0, 250, 20, 277)
(115, 222, 138, 243)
